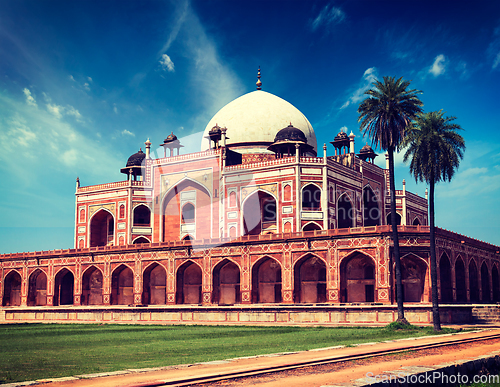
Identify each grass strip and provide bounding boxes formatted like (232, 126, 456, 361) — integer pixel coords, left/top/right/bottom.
(0, 323, 457, 384)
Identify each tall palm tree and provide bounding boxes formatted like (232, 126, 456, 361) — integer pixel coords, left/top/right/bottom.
(358, 76, 423, 323)
(403, 110, 465, 331)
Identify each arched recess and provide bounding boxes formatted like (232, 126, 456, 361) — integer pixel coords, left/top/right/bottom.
(492, 265, 500, 303)
(90, 209, 114, 247)
(133, 204, 151, 227)
(340, 253, 375, 303)
(412, 217, 421, 226)
(133, 236, 150, 244)
(111, 264, 134, 305)
(181, 203, 195, 224)
(251, 257, 282, 303)
(143, 263, 166, 305)
(242, 190, 277, 235)
(481, 262, 491, 303)
(2, 270, 22, 306)
(82, 266, 103, 305)
(363, 186, 380, 227)
(439, 253, 453, 303)
(386, 212, 402, 226)
(212, 259, 240, 305)
(283, 184, 292, 202)
(469, 259, 479, 303)
(176, 261, 202, 304)
(337, 193, 353, 229)
(54, 268, 74, 306)
(301, 184, 321, 210)
(455, 257, 467, 303)
(28, 269, 47, 306)
(400, 254, 427, 302)
(294, 255, 326, 303)
(302, 222, 322, 232)
(162, 179, 212, 242)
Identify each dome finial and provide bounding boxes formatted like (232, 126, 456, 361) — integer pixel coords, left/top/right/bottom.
(256, 66, 262, 90)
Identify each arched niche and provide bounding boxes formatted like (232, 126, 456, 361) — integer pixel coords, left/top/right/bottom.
(481, 262, 491, 303)
(363, 186, 380, 227)
(294, 255, 326, 303)
(54, 268, 74, 306)
(176, 261, 202, 304)
(90, 209, 114, 247)
(133, 205, 151, 227)
(162, 179, 211, 242)
(469, 260, 479, 303)
(251, 257, 282, 303)
(28, 269, 47, 306)
(401, 255, 427, 302)
(340, 253, 375, 303)
(82, 266, 103, 305)
(143, 263, 166, 305)
(242, 191, 277, 235)
(212, 260, 240, 305)
(337, 194, 353, 229)
(111, 265, 134, 305)
(2, 270, 22, 306)
(492, 265, 500, 303)
(412, 217, 421, 226)
(439, 253, 453, 303)
(386, 212, 401, 226)
(455, 257, 467, 303)
(133, 236, 150, 244)
(301, 184, 321, 210)
(303, 222, 321, 232)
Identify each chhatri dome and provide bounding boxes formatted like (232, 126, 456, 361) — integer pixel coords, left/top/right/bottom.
(200, 68, 317, 155)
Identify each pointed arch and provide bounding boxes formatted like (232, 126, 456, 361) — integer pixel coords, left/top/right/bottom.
(162, 178, 212, 242)
(400, 254, 427, 302)
(492, 264, 500, 303)
(82, 266, 103, 305)
(212, 259, 240, 305)
(89, 208, 115, 247)
(337, 193, 353, 229)
(242, 190, 277, 235)
(339, 252, 376, 303)
(301, 183, 321, 210)
(54, 268, 74, 306)
(481, 262, 491, 303)
(469, 259, 479, 302)
(386, 212, 401, 226)
(293, 254, 326, 303)
(142, 263, 166, 305)
(132, 236, 150, 244)
(302, 222, 322, 232)
(363, 185, 380, 227)
(176, 260, 202, 304)
(251, 257, 282, 303)
(133, 204, 151, 227)
(439, 253, 452, 303)
(455, 256, 467, 303)
(412, 217, 421, 226)
(111, 264, 134, 305)
(2, 270, 22, 306)
(28, 269, 47, 306)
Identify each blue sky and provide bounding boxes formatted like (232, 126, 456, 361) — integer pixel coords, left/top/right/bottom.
(1, 0, 499, 253)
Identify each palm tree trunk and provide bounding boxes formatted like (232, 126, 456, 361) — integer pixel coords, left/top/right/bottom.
(388, 148, 407, 323)
(429, 179, 441, 331)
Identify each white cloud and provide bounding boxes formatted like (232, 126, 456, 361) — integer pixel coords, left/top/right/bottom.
(122, 129, 135, 137)
(46, 103, 63, 119)
(340, 67, 378, 110)
(113, 104, 118, 114)
(23, 88, 37, 107)
(66, 106, 83, 121)
(493, 52, 500, 69)
(311, 4, 346, 31)
(83, 82, 90, 91)
(69, 75, 75, 82)
(160, 54, 175, 72)
(429, 54, 447, 77)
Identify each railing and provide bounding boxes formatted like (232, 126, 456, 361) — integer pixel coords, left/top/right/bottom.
(77, 180, 143, 193)
(224, 157, 295, 171)
(153, 149, 220, 165)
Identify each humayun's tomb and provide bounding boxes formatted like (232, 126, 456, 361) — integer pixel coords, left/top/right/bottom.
(1, 72, 499, 325)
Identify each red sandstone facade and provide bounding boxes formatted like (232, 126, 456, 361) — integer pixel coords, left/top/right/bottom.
(1, 85, 499, 315)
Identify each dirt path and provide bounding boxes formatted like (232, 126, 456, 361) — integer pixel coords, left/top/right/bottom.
(41, 329, 500, 387)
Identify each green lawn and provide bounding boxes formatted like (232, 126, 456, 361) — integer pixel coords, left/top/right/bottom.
(0, 323, 457, 384)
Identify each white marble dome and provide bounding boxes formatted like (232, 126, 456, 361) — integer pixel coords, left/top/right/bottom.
(201, 90, 317, 154)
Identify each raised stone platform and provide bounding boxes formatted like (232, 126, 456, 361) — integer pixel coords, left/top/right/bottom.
(0, 304, 473, 325)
